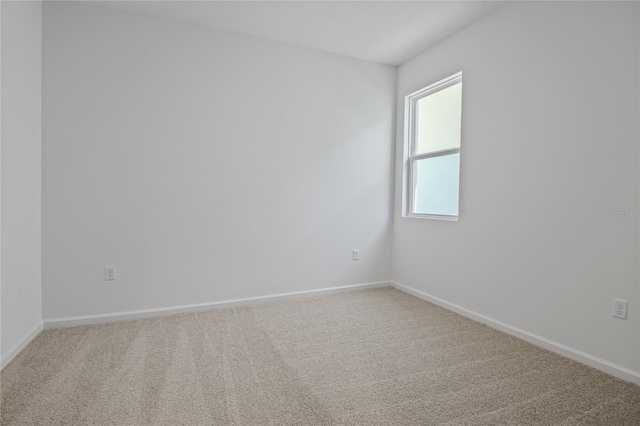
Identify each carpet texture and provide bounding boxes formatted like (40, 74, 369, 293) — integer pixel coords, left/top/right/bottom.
(2, 287, 640, 425)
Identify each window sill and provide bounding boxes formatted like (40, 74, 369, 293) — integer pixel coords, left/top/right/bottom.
(403, 214, 458, 222)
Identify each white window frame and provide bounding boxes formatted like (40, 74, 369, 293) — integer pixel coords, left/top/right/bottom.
(403, 72, 462, 221)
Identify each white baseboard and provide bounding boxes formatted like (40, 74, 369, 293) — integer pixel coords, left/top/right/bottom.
(1, 321, 43, 370)
(392, 281, 640, 386)
(40, 280, 639, 385)
(43, 281, 392, 329)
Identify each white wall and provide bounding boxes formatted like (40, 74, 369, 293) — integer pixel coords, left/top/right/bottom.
(1, 1, 43, 366)
(392, 1, 640, 374)
(42, 2, 395, 320)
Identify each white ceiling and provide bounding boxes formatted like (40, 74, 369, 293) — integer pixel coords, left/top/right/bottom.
(94, 1, 505, 66)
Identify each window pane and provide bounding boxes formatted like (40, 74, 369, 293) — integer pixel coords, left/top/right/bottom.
(413, 153, 460, 216)
(415, 83, 462, 155)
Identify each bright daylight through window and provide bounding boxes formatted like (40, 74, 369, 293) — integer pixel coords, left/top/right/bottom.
(404, 72, 462, 220)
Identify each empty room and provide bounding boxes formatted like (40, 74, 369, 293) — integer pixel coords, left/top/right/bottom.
(2, 0, 640, 424)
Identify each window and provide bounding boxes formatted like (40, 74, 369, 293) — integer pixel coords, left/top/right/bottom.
(404, 72, 462, 220)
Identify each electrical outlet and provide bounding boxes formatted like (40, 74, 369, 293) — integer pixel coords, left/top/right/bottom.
(352, 250, 359, 261)
(105, 266, 116, 281)
(612, 299, 628, 320)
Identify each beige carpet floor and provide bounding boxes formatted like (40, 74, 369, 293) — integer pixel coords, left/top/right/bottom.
(2, 287, 640, 425)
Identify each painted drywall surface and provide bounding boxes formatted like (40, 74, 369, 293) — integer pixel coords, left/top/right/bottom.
(42, 2, 395, 319)
(1, 1, 43, 360)
(392, 1, 640, 372)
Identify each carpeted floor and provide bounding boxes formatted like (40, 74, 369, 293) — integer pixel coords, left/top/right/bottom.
(2, 287, 640, 425)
